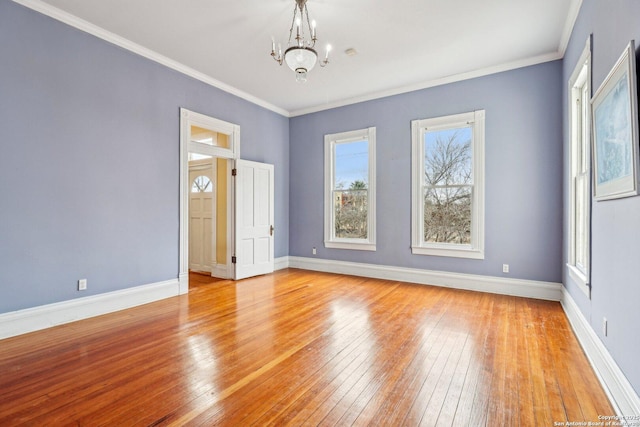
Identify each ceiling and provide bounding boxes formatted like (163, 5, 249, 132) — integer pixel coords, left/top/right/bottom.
(26, 0, 581, 116)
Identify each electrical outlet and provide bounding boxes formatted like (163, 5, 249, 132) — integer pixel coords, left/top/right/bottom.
(78, 279, 87, 291)
(502, 264, 509, 273)
(603, 317, 608, 337)
(312, 247, 317, 255)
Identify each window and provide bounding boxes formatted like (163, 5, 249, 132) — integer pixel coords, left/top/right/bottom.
(191, 176, 212, 193)
(324, 127, 376, 251)
(190, 125, 230, 148)
(411, 110, 485, 259)
(568, 38, 591, 296)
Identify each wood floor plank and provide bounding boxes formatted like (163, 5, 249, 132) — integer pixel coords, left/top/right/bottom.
(367, 291, 457, 424)
(515, 295, 536, 427)
(349, 286, 450, 426)
(449, 292, 494, 427)
(0, 269, 615, 425)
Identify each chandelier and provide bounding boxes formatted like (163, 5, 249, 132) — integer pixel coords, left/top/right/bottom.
(270, 0, 331, 82)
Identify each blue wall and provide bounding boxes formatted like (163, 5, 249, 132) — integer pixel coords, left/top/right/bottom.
(290, 61, 563, 283)
(563, 0, 640, 396)
(0, 0, 289, 313)
(4, 0, 637, 398)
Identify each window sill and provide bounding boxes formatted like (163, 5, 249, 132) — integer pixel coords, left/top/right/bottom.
(566, 264, 590, 298)
(325, 241, 376, 251)
(412, 245, 484, 260)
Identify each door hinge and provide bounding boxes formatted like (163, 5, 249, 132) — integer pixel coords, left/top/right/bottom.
(232, 256, 237, 264)
(232, 168, 237, 176)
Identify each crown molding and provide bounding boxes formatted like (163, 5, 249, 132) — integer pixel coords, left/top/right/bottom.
(12, 0, 290, 117)
(13, 0, 579, 119)
(289, 51, 564, 117)
(558, 0, 584, 56)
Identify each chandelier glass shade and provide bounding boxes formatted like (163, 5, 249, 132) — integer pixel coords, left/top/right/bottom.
(271, 0, 330, 82)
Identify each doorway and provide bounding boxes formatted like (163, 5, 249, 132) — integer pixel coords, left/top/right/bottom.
(188, 153, 234, 280)
(188, 156, 215, 274)
(179, 109, 239, 293)
(179, 108, 275, 294)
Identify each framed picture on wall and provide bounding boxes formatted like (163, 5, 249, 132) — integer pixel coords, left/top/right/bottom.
(591, 40, 640, 201)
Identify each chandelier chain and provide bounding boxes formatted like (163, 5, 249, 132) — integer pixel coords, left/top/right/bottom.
(287, 4, 297, 47)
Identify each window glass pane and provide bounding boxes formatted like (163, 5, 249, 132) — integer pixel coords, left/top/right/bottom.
(334, 189, 368, 239)
(424, 186, 471, 244)
(334, 140, 368, 190)
(191, 176, 212, 193)
(188, 152, 211, 161)
(191, 125, 230, 148)
(580, 84, 590, 172)
(333, 139, 369, 239)
(424, 127, 472, 185)
(576, 174, 587, 269)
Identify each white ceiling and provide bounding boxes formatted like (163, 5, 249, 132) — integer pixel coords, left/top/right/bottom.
(26, 0, 581, 116)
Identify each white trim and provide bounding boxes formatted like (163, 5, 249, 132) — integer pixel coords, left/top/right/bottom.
(558, 0, 584, 56)
(561, 288, 640, 416)
(411, 245, 484, 259)
(274, 256, 290, 271)
(290, 52, 563, 117)
(411, 110, 485, 259)
(324, 242, 377, 251)
(11, 0, 289, 117)
(288, 256, 562, 301)
(567, 36, 592, 298)
(178, 272, 189, 294)
(0, 279, 179, 340)
(566, 264, 590, 297)
(324, 127, 377, 251)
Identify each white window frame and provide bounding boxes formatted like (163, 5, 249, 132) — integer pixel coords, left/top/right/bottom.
(567, 37, 592, 297)
(324, 127, 376, 251)
(411, 110, 485, 259)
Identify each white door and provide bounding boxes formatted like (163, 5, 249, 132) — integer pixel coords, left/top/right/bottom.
(189, 160, 215, 273)
(234, 159, 274, 280)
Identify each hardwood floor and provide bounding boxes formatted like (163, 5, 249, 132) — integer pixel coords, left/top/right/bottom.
(0, 269, 613, 426)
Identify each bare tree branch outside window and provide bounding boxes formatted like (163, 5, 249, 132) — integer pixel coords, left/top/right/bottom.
(333, 139, 369, 239)
(334, 180, 368, 239)
(423, 128, 472, 244)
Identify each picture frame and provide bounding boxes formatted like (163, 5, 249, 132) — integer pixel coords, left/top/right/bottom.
(591, 40, 640, 201)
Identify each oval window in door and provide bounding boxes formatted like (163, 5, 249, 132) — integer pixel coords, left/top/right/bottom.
(191, 176, 212, 193)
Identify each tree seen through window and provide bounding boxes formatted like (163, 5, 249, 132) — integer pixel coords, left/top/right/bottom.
(333, 140, 368, 239)
(423, 128, 472, 244)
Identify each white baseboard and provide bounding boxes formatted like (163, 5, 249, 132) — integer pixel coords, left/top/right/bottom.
(0, 279, 180, 340)
(5, 255, 633, 415)
(274, 256, 290, 271)
(178, 272, 189, 295)
(287, 256, 640, 413)
(561, 288, 640, 416)
(288, 256, 562, 301)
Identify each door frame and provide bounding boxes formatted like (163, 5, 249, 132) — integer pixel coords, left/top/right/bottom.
(179, 108, 240, 293)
